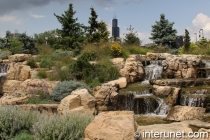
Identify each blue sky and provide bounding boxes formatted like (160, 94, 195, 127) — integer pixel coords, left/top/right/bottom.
(0, 0, 210, 45)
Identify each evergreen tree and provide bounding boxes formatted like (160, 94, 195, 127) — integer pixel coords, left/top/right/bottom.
(150, 14, 177, 48)
(87, 7, 99, 43)
(54, 3, 85, 50)
(96, 20, 110, 43)
(183, 29, 190, 51)
(124, 25, 141, 45)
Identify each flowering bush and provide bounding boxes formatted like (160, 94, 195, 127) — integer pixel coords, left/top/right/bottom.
(110, 42, 122, 57)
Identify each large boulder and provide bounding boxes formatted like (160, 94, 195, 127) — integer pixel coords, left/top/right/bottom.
(84, 111, 136, 140)
(111, 57, 125, 69)
(93, 85, 118, 113)
(6, 63, 31, 81)
(0, 96, 28, 105)
(137, 121, 193, 140)
(153, 85, 180, 106)
(8, 54, 31, 62)
(2, 80, 22, 93)
(19, 79, 59, 94)
(106, 77, 127, 89)
(120, 54, 144, 83)
(161, 54, 201, 79)
(166, 106, 205, 121)
(57, 89, 96, 115)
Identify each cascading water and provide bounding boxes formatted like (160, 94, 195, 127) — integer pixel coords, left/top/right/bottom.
(200, 60, 210, 78)
(144, 60, 163, 82)
(0, 63, 9, 77)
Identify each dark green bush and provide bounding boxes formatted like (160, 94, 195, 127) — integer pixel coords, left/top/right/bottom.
(51, 80, 90, 101)
(40, 59, 54, 69)
(26, 59, 36, 68)
(37, 70, 47, 79)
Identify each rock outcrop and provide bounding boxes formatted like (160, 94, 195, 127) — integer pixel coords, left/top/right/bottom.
(106, 77, 127, 89)
(57, 89, 96, 115)
(166, 106, 205, 121)
(153, 85, 180, 106)
(119, 54, 144, 83)
(93, 85, 118, 113)
(84, 111, 136, 140)
(161, 54, 201, 79)
(8, 54, 31, 62)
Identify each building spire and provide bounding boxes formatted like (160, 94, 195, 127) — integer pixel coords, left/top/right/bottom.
(113, 11, 116, 19)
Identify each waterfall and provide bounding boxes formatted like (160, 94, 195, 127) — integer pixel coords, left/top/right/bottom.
(144, 60, 163, 81)
(154, 98, 171, 116)
(0, 63, 9, 77)
(180, 95, 205, 107)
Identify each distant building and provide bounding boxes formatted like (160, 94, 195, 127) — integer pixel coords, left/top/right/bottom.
(112, 14, 120, 41)
(177, 35, 184, 48)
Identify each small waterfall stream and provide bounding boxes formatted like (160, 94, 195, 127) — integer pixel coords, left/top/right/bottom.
(0, 63, 9, 77)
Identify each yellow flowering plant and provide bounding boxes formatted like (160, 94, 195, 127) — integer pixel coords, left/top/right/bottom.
(110, 42, 122, 57)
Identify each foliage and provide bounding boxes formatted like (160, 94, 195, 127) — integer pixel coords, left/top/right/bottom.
(40, 59, 54, 69)
(150, 14, 177, 48)
(26, 59, 37, 68)
(18, 33, 39, 54)
(51, 80, 90, 101)
(0, 106, 39, 140)
(9, 38, 23, 54)
(123, 45, 152, 55)
(110, 42, 122, 57)
(97, 20, 110, 42)
(87, 7, 98, 43)
(0, 50, 11, 59)
(32, 113, 94, 140)
(26, 91, 56, 104)
(37, 70, 47, 79)
(196, 37, 209, 47)
(123, 25, 141, 46)
(54, 3, 85, 50)
(52, 49, 74, 57)
(184, 29, 191, 51)
(179, 42, 199, 54)
(34, 30, 58, 46)
(36, 45, 54, 55)
(10, 130, 34, 140)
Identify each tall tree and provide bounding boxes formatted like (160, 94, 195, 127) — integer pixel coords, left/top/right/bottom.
(184, 29, 190, 51)
(150, 14, 177, 48)
(54, 3, 85, 50)
(87, 7, 99, 43)
(124, 25, 141, 45)
(96, 20, 110, 43)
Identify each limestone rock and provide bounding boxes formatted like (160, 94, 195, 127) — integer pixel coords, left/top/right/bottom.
(84, 111, 136, 140)
(19, 79, 59, 94)
(111, 57, 125, 69)
(18, 104, 58, 115)
(120, 55, 144, 83)
(58, 89, 96, 115)
(93, 85, 118, 112)
(106, 77, 127, 89)
(166, 106, 205, 121)
(2, 80, 22, 93)
(71, 89, 95, 114)
(137, 122, 192, 140)
(0, 96, 28, 105)
(8, 54, 31, 62)
(6, 63, 31, 81)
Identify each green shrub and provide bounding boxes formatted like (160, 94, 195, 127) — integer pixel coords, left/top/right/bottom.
(0, 50, 11, 59)
(51, 80, 90, 101)
(52, 49, 74, 57)
(37, 70, 47, 79)
(26, 59, 36, 68)
(40, 59, 54, 69)
(0, 106, 39, 140)
(26, 91, 55, 104)
(179, 42, 199, 54)
(32, 113, 94, 140)
(10, 130, 34, 140)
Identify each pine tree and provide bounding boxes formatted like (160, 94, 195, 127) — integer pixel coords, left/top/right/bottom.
(87, 7, 99, 43)
(124, 25, 141, 45)
(54, 3, 85, 50)
(184, 29, 190, 51)
(150, 14, 177, 48)
(96, 20, 110, 43)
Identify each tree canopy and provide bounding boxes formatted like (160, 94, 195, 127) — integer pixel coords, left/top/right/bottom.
(124, 25, 141, 46)
(54, 3, 85, 50)
(183, 29, 190, 51)
(150, 14, 177, 48)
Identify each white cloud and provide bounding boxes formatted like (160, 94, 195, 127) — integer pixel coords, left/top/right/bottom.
(0, 15, 22, 24)
(29, 12, 46, 18)
(137, 32, 152, 45)
(188, 13, 210, 42)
